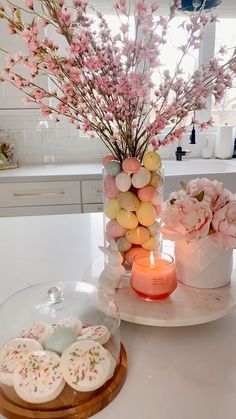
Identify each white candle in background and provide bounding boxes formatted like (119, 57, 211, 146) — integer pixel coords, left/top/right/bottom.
(215, 125, 234, 159)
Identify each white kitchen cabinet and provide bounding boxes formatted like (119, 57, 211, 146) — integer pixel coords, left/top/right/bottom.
(83, 203, 103, 213)
(0, 180, 81, 216)
(81, 180, 103, 204)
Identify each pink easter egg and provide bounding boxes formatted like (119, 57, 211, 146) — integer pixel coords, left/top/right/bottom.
(106, 219, 127, 238)
(137, 185, 156, 202)
(122, 157, 140, 174)
(105, 230, 114, 243)
(155, 204, 162, 216)
(151, 191, 163, 206)
(124, 246, 150, 266)
(102, 154, 116, 167)
(104, 175, 118, 199)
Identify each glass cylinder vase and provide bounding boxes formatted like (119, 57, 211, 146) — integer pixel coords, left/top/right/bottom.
(102, 152, 164, 273)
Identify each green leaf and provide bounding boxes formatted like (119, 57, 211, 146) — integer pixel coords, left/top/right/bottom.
(195, 191, 204, 202)
(180, 181, 187, 190)
(15, 8, 22, 22)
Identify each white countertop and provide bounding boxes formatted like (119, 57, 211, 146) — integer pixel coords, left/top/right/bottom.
(0, 159, 236, 182)
(0, 213, 236, 419)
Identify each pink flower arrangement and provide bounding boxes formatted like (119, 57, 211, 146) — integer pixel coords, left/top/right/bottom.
(0, 1, 236, 160)
(161, 178, 236, 249)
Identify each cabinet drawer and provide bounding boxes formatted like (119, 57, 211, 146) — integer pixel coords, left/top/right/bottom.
(83, 203, 103, 213)
(81, 180, 103, 203)
(0, 181, 81, 207)
(0, 204, 82, 217)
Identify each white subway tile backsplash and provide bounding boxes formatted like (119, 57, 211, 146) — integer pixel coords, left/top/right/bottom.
(0, 110, 221, 165)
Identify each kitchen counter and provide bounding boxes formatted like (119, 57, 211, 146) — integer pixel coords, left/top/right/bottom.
(0, 212, 236, 419)
(0, 158, 236, 182)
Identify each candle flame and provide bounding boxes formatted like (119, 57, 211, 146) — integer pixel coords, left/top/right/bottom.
(150, 251, 155, 268)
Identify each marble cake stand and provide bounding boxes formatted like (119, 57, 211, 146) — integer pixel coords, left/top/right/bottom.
(113, 270, 236, 327)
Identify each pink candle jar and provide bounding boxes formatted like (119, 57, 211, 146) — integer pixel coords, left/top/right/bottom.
(130, 252, 177, 300)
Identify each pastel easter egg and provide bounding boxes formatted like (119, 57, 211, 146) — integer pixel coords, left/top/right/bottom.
(122, 157, 140, 174)
(116, 209, 138, 229)
(102, 154, 116, 167)
(115, 172, 132, 192)
(105, 230, 114, 243)
(104, 175, 118, 199)
(104, 199, 120, 219)
(106, 160, 121, 176)
(150, 171, 163, 188)
(132, 168, 151, 189)
(148, 221, 161, 235)
(143, 151, 162, 171)
(117, 236, 132, 252)
(137, 185, 156, 202)
(151, 191, 163, 206)
(136, 202, 156, 226)
(126, 226, 150, 245)
(118, 191, 141, 212)
(124, 246, 149, 266)
(142, 236, 159, 251)
(46, 326, 77, 355)
(106, 219, 127, 238)
(155, 204, 162, 217)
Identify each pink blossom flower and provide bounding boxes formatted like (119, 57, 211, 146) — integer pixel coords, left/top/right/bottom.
(211, 200, 236, 249)
(161, 197, 212, 241)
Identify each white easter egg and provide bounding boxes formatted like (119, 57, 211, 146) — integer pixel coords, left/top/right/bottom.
(115, 172, 132, 192)
(132, 168, 151, 189)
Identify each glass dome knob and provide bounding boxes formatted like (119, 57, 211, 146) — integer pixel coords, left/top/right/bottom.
(47, 286, 64, 304)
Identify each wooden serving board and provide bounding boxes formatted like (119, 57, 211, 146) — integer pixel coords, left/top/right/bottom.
(0, 344, 127, 419)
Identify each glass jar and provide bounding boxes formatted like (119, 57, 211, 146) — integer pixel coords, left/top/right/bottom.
(0, 281, 121, 416)
(130, 251, 177, 300)
(102, 153, 164, 274)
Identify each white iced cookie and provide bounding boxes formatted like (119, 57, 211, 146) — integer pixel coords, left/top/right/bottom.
(51, 316, 82, 336)
(13, 351, 65, 404)
(19, 322, 53, 347)
(61, 340, 112, 392)
(0, 338, 43, 386)
(107, 351, 116, 380)
(77, 325, 110, 345)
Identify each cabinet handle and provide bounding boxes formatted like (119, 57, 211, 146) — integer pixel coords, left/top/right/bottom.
(13, 191, 65, 197)
(96, 189, 102, 193)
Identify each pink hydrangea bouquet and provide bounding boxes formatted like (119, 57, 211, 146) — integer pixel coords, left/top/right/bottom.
(161, 178, 236, 249)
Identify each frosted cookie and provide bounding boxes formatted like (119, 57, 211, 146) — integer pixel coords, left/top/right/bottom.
(46, 326, 77, 355)
(77, 325, 110, 345)
(60, 340, 112, 392)
(19, 322, 53, 347)
(107, 351, 116, 380)
(51, 316, 82, 336)
(0, 338, 43, 386)
(13, 351, 65, 404)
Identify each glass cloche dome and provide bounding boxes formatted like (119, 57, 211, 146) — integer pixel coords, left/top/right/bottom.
(0, 281, 122, 418)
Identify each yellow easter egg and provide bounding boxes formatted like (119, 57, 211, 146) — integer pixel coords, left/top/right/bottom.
(142, 236, 159, 251)
(116, 209, 138, 229)
(126, 226, 150, 245)
(149, 171, 163, 188)
(118, 191, 141, 212)
(136, 202, 156, 226)
(104, 199, 120, 219)
(143, 151, 162, 171)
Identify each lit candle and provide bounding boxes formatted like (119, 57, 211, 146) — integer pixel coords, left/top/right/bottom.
(130, 251, 177, 300)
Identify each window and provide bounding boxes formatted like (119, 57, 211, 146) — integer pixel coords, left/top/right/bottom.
(212, 18, 236, 125)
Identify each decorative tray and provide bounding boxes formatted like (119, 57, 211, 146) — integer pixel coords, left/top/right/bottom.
(113, 270, 236, 327)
